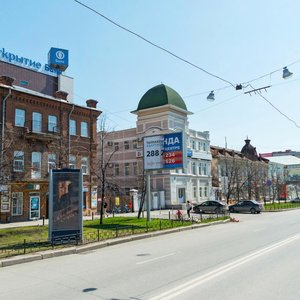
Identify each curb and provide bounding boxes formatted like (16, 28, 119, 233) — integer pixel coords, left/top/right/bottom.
(0, 219, 229, 268)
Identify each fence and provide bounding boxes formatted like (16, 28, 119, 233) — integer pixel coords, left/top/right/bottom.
(0, 212, 230, 259)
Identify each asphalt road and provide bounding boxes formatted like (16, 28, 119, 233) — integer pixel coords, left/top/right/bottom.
(1, 210, 300, 300)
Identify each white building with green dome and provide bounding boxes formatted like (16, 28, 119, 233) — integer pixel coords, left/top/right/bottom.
(100, 84, 212, 210)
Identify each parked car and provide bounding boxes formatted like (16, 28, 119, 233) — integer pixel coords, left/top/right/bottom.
(193, 200, 228, 214)
(291, 197, 300, 203)
(229, 200, 263, 214)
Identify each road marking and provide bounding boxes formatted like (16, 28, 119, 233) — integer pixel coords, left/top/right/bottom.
(136, 252, 177, 265)
(150, 234, 300, 300)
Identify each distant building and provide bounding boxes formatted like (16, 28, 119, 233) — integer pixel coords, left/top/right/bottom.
(260, 149, 300, 158)
(211, 139, 269, 203)
(99, 84, 212, 210)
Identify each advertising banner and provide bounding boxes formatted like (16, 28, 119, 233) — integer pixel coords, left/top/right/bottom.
(163, 132, 183, 169)
(49, 169, 83, 242)
(143, 135, 164, 170)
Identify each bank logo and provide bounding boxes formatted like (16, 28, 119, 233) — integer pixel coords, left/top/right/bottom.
(56, 50, 65, 60)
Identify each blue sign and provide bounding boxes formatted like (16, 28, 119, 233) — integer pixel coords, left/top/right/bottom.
(48, 47, 69, 71)
(163, 132, 183, 169)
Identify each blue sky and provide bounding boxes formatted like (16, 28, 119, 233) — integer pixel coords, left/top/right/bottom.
(1, 0, 300, 153)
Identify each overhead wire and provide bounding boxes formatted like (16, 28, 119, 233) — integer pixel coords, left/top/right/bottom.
(73, 0, 236, 88)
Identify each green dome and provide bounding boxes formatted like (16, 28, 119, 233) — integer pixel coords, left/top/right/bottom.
(137, 84, 187, 111)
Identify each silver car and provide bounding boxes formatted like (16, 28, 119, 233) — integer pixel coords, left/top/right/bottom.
(193, 200, 229, 214)
(229, 200, 263, 214)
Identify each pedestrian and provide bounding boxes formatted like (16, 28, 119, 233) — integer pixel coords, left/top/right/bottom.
(103, 200, 108, 217)
(186, 201, 192, 218)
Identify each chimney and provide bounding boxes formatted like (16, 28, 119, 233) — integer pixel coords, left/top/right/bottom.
(0, 75, 15, 86)
(55, 90, 69, 100)
(86, 99, 98, 108)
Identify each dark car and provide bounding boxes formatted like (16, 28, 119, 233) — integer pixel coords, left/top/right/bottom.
(229, 200, 263, 214)
(291, 197, 300, 203)
(193, 200, 228, 214)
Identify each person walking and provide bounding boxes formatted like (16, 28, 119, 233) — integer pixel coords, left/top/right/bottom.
(186, 201, 192, 218)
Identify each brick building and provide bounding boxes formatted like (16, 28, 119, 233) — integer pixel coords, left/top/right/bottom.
(0, 63, 101, 223)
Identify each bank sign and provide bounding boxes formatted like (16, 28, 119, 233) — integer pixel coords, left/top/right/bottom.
(48, 47, 69, 71)
(0, 47, 66, 76)
(144, 132, 183, 170)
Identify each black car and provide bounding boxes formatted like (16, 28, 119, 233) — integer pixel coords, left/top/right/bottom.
(229, 200, 263, 214)
(193, 200, 228, 214)
(291, 197, 300, 203)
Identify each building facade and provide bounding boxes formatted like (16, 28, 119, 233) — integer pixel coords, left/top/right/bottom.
(211, 139, 269, 203)
(99, 84, 212, 211)
(0, 64, 101, 223)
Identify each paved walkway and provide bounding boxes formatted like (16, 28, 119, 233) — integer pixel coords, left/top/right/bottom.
(0, 209, 182, 229)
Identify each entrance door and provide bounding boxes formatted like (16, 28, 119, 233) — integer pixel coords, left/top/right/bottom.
(178, 188, 186, 203)
(30, 195, 40, 220)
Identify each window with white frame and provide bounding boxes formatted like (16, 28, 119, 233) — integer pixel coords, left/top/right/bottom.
(199, 187, 203, 198)
(48, 153, 56, 172)
(192, 140, 196, 150)
(69, 155, 76, 169)
(31, 152, 41, 179)
(125, 163, 130, 175)
(13, 151, 24, 172)
(193, 186, 197, 198)
(15, 108, 25, 127)
(204, 187, 208, 197)
(70, 119, 76, 135)
(114, 164, 119, 176)
(203, 163, 207, 175)
(12, 192, 23, 215)
(81, 156, 89, 174)
(80, 121, 89, 137)
(48, 115, 58, 132)
(32, 112, 42, 132)
(192, 162, 196, 175)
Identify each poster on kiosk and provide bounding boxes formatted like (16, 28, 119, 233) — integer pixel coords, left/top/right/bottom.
(49, 169, 83, 243)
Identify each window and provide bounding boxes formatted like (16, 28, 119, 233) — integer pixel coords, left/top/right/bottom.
(114, 164, 119, 176)
(125, 188, 130, 196)
(69, 155, 76, 169)
(204, 187, 208, 197)
(132, 140, 137, 149)
(124, 141, 130, 150)
(80, 121, 89, 137)
(12, 192, 23, 215)
(13, 151, 24, 172)
(199, 187, 203, 198)
(125, 163, 130, 176)
(70, 119, 76, 135)
(32, 112, 42, 132)
(15, 109, 25, 127)
(81, 156, 89, 174)
(203, 163, 207, 175)
(199, 163, 203, 175)
(114, 142, 119, 151)
(48, 115, 58, 132)
(31, 152, 41, 179)
(192, 162, 196, 175)
(48, 153, 56, 172)
(193, 187, 197, 198)
(133, 162, 137, 175)
(192, 140, 196, 150)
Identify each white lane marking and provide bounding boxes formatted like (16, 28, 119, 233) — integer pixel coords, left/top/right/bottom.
(150, 234, 300, 300)
(136, 252, 177, 265)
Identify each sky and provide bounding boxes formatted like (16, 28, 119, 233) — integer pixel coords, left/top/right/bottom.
(1, 0, 300, 154)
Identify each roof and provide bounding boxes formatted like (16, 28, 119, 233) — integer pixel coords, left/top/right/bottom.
(136, 84, 187, 111)
(267, 155, 300, 166)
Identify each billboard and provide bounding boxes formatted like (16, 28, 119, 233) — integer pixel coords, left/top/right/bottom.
(49, 169, 83, 242)
(162, 132, 183, 169)
(143, 132, 184, 170)
(143, 135, 164, 170)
